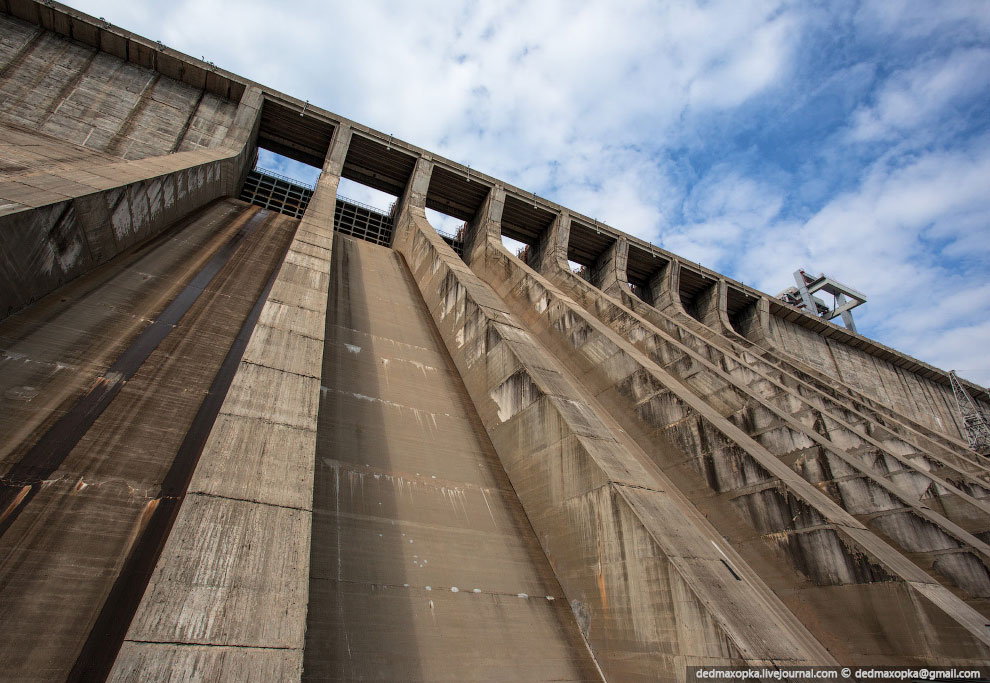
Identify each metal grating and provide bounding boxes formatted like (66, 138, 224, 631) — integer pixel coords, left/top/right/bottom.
(240, 168, 314, 218)
(435, 228, 464, 258)
(332, 196, 464, 257)
(334, 197, 393, 247)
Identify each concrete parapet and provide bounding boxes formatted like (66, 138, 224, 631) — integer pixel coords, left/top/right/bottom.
(394, 168, 837, 679)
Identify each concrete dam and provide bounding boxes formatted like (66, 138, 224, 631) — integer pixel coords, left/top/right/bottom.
(2, 1, 990, 680)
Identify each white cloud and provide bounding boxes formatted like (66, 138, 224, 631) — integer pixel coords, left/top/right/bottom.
(686, 10, 797, 109)
(712, 143, 990, 383)
(847, 48, 990, 143)
(854, 0, 990, 41)
(660, 168, 785, 272)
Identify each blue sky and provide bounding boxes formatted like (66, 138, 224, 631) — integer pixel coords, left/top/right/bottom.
(72, 0, 990, 384)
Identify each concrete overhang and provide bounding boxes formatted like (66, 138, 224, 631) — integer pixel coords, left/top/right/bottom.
(341, 133, 418, 198)
(501, 194, 556, 245)
(257, 99, 335, 169)
(726, 284, 759, 318)
(426, 165, 491, 221)
(567, 219, 615, 268)
(678, 264, 718, 301)
(626, 244, 667, 287)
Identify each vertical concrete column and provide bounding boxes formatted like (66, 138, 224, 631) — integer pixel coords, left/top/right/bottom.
(693, 280, 727, 330)
(108, 123, 352, 683)
(748, 296, 773, 344)
(218, 85, 265, 195)
(529, 210, 570, 275)
(591, 237, 629, 296)
(645, 258, 685, 315)
(300, 123, 351, 237)
(462, 183, 504, 266)
(391, 155, 434, 249)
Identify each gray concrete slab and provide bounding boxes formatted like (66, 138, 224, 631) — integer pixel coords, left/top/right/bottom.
(0, 204, 298, 680)
(304, 233, 603, 681)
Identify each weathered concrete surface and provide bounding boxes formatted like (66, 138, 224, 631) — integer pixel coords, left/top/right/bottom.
(393, 161, 837, 680)
(765, 312, 965, 434)
(2, 0, 989, 676)
(648, 257, 988, 452)
(0, 14, 262, 322)
(529, 214, 990, 606)
(590, 237, 628, 298)
(304, 232, 602, 681)
(631, 257, 990, 489)
(109, 127, 351, 682)
(0, 201, 297, 681)
(0, 198, 249, 467)
(466, 199, 990, 665)
(0, 13, 238, 160)
(607, 264, 990, 498)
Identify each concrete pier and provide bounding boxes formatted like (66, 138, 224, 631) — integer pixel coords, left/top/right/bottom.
(2, 1, 990, 680)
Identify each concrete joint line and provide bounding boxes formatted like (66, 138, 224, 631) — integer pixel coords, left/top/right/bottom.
(611, 481, 665, 494)
(290, 237, 332, 252)
(239, 358, 321, 381)
(314, 509, 513, 538)
(187, 490, 312, 514)
(267, 295, 325, 315)
(253, 322, 324, 343)
(322, 461, 511, 495)
(761, 523, 840, 537)
(216, 411, 318, 433)
(725, 478, 792, 499)
(122, 639, 299, 652)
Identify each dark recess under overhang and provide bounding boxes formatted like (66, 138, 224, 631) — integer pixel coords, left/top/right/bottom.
(257, 98, 334, 168)
(567, 220, 614, 268)
(501, 195, 557, 246)
(426, 166, 491, 221)
(627, 244, 666, 287)
(678, 265, 717, 304)
(726, 285, 757, 317)
(341, 133, 417, 197)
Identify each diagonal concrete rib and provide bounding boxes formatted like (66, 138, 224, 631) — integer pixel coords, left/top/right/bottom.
(650, 259, 990, 480)
(107, 124, 352, 682)
(392, 159, 838, 680)
(526, 214, 990, 608)
(460, 195, 990, 663)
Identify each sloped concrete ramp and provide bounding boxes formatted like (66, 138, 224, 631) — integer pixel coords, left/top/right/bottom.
(305, 233, 602, 681)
